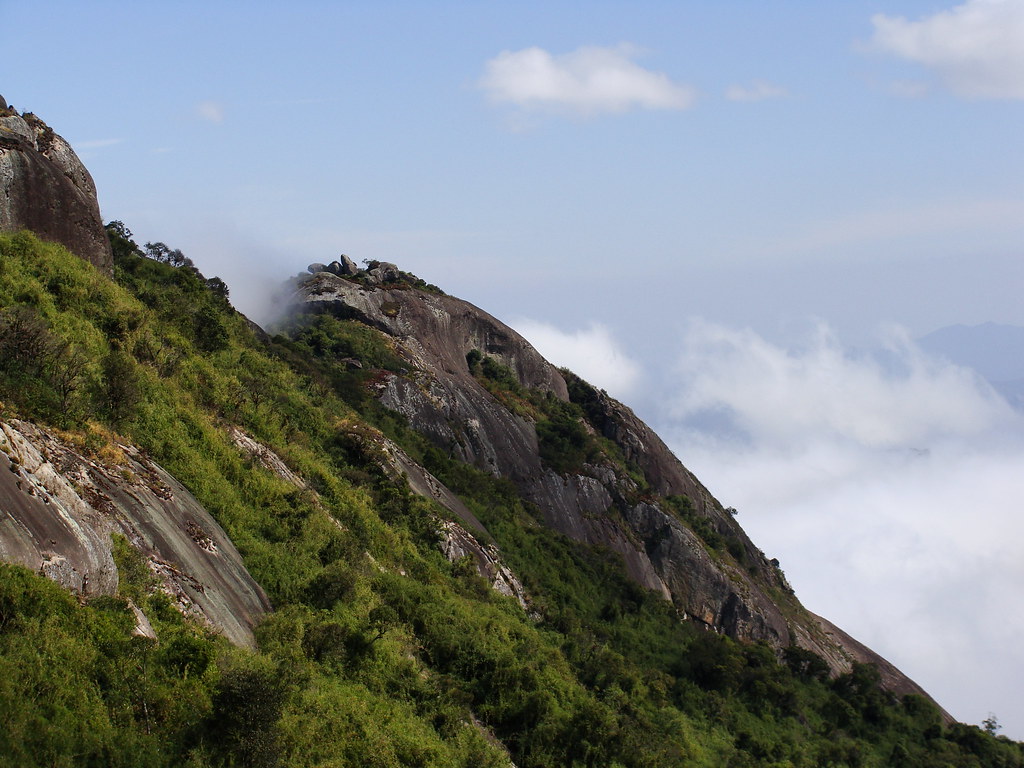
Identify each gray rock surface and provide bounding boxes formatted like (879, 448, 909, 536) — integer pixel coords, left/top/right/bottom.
(228, 426, 308, 490)
(0, 111, 113, 273)
(363, 262, 401, 285)
(0, 420, 270, 646)
(438, 519, 530, 610)
(337, 254, 359, 275)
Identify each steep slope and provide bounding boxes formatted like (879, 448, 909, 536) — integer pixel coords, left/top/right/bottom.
(291, 263, 933, 699)
(0, 104, 112, 273)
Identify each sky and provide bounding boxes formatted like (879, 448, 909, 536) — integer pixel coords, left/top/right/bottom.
(4, 0, 1023, 739)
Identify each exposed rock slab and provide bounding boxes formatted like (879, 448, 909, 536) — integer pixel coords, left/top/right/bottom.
(228, 426, 308, 490)
(0, 420, 270, 646)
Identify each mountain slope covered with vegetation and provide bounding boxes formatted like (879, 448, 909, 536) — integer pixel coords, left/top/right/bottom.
(0, 226, 1019, 767)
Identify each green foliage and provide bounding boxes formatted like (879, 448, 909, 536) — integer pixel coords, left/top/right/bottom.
(205, 661, 285, 767)
(0, 563, 222, 767)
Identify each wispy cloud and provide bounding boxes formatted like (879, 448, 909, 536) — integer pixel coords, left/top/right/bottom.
(511, 319, 642, 398)
(479, 44, 696, 117)
(725, 80, 788, 102)
(661, 319, 1024, 734)
(871, 0, 1024, 99)
(76, 137, 124, 149)
(196, 100, 226, 124)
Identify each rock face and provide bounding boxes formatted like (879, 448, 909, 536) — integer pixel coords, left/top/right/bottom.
(291, 268, 939, 704)
(0, 107, 113, 273)
(0, 420, 270, 647)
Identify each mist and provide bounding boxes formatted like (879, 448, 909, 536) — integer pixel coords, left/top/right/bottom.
(659, 320, 1024, 739)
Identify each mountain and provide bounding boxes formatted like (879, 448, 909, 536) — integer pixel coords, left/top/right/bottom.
(289, 263, 930, 693)
(0, 104, 1019, 767)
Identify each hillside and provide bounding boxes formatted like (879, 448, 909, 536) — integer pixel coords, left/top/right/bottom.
(0, 107, 1020, 767)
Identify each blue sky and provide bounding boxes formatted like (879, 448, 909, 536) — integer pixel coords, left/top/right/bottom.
(4, 0, 1024, 739)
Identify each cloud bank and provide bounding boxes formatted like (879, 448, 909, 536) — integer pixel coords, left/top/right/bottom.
(871, 0, 1024, 99)
(672, 321, 1011, 447)
(661, 320, 1024, 737)
(479, 44, 695, 116)
(511, 319, 642, 398)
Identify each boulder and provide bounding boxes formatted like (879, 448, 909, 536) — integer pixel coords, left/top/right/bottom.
(337, 254, 359, 275)
(364, 261, 401, 285)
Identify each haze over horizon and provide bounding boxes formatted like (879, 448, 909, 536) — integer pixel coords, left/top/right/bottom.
(4, 0, 1023, 740)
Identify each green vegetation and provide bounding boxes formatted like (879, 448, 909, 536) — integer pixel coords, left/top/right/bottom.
(0, 228, 1020, 767)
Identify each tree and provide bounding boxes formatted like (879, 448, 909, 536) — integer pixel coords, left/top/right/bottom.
(206, 665, 284, 768)
(205, 276, 230, 301)
(101, 349, 142, 423)
(0, 305, 54, 375)
(983, 713, 1001, 736)
(48, 342, 88, 420)
(143, 241, 171, 263)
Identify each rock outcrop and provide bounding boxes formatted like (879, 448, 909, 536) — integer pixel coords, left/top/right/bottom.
(229, 418, 530, 609)
(0, 420, 270, 646)
(290, 266, 938, 703)
(0, 106, 112, 273)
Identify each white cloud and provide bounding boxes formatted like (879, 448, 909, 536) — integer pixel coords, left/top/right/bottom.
(672, 320, 1011, 447)
(660, 319, 1024, 737)
(871, 0, 1024, 99)
(725, 80, 788, 102)
(510, 319, 642, 398)
(76, 137, 124, 149)
(479, 44, 696, 116)
(196, 100, 226, 124)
